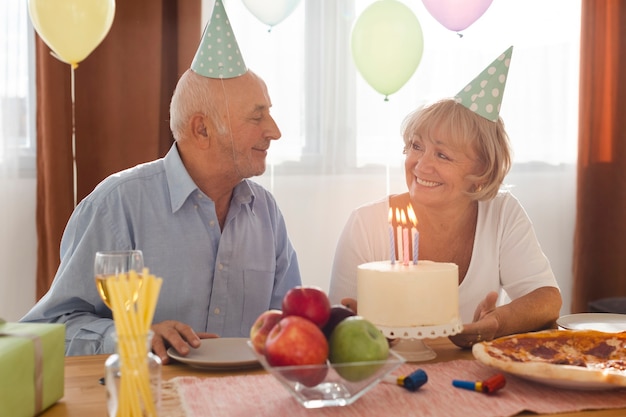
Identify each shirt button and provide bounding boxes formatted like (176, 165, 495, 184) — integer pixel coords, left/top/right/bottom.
(214, 307, 220, 315)
(209, 220, 215, 227)
(218, 264, 224, 270)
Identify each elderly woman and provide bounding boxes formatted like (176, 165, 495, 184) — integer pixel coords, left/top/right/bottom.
(329, 48, 561, 348)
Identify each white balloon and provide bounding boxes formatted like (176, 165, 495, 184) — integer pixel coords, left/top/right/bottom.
(242, 0, 302, 28)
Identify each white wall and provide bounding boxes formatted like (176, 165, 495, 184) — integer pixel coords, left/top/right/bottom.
(505, 164, 576, 315)
(1, 164, 575, 321)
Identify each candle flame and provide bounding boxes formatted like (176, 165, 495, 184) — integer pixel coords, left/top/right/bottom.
(388, 207, 393, 223)
(407, 204, 418, 227)
(400, 209, 407, 226)
(395, 208, 402, 224)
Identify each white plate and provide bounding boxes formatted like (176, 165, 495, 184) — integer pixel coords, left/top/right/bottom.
(557, 313, 626, 332)
(167, 338, 260, 370)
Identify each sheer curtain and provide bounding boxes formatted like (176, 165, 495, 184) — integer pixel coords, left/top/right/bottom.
(226, 0, 580, 314)
(0, 0, 37, 320)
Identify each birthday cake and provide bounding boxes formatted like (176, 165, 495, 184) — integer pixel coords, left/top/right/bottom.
(357, 260, 462, 337)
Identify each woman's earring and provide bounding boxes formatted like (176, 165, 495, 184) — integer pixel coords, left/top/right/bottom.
(475, 184, 484, 193)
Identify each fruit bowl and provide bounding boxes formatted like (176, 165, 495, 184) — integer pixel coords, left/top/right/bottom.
(247, 341, 405, 408)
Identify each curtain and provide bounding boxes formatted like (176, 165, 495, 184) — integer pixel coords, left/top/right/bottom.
(35, 0, 201, 298)
(572, 0, 626, 312)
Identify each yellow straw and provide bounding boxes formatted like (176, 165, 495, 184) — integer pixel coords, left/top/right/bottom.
(105, 268, 161, 417)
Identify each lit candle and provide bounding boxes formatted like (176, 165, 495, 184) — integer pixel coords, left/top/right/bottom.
(401, 209, 409, 266)
(395, 208, 403, 263)
(412, 228, 419, 264)
(403, 227, 409, 266)
(388, 208, 395, 264)
(407, 204, 419, 264)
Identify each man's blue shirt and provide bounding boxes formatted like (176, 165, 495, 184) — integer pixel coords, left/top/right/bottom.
(21, 144, 301, 355)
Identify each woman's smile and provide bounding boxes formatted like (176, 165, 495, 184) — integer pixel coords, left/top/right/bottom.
(415, 176, 442, 187)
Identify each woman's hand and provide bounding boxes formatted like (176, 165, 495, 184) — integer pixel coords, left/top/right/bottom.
(449, 291, 500, 349)
(340, 297, 358, 313)
(151, 320, 218, 364)
(448, 287, 561, 349)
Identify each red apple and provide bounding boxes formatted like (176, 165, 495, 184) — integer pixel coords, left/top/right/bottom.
(282, 286, 331, 327)
(321, 305, 356, 340)
(250, 309, 283, 354)
(265, 316, 329, 387)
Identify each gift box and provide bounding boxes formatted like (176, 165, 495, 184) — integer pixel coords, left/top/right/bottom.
(0, 321, 65, 417)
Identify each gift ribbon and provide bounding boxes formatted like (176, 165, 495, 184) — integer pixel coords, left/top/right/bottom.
(0, 324, 44, 414)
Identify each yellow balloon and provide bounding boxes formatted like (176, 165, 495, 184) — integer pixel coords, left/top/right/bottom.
(351, 0, 424, 99)
(28, 0, 115, 68)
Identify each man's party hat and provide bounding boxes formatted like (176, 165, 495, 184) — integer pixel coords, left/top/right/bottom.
(455, 46, 513, 122)
(191, 0, 247, 78)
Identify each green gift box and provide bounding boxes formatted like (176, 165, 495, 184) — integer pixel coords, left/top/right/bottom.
(0, 321, 65, 417)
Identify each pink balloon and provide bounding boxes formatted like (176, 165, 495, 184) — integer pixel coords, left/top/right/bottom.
(421, 0, 493, 32)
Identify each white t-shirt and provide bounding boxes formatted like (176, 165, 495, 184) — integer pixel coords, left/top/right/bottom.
(329, 190, 559, 323)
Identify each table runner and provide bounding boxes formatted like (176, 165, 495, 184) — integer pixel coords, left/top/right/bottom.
(163, 360, 626, 417)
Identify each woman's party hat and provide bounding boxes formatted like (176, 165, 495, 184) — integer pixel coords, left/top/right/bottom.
(455, 46, 513, 122)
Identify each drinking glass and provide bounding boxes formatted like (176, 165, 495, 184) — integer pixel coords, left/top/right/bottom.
(94, 250, 144, 308)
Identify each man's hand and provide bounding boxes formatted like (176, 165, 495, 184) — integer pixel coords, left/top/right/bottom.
(449, 291, 500, 349)
(151, 320, 218, 364)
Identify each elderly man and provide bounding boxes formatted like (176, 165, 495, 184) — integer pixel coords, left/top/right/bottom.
(21, 1, 301, 363)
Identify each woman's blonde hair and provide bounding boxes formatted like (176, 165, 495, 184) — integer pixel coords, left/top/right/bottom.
(401, 98, 511, 201)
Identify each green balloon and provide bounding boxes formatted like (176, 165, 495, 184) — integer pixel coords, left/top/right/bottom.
(351, 0, 424, 99)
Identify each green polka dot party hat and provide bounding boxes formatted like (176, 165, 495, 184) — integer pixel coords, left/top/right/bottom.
(455, 46, 513, 122)
(191, 0, 247, 78)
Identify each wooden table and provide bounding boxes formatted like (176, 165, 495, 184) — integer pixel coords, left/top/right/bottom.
(41, 338, 626, 417)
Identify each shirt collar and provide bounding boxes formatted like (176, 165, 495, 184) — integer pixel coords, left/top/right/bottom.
(164, 144, 199, 213)
(232, 179, 255, 213)
(164, 144, 256, 213)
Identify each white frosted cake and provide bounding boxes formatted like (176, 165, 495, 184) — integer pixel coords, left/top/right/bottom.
(357, 260, 461, 333)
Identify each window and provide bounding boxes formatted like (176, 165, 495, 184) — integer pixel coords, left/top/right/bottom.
(223, 0, 580, 173)
(219, 1, 580, 308)
(0, 0, 36, 178)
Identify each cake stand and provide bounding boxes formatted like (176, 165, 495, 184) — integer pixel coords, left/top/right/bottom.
(376, 321, 463, 362)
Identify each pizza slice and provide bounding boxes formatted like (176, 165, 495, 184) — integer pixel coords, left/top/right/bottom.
(472, 329, 626, 388)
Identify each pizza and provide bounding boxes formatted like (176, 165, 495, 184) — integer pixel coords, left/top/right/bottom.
(472, 329, 626, 388)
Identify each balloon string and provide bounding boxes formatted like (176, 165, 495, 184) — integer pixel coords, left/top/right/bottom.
(71, 66, 77, 207)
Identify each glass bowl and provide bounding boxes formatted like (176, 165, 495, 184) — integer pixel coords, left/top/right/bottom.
(247, 341, 405, 408)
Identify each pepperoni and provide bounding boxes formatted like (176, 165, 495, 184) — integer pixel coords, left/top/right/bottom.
(584, 341, 615, 359)
(530, 345, 558, 360)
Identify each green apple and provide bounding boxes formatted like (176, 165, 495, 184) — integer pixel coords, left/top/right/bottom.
(328, 316, 389, 382)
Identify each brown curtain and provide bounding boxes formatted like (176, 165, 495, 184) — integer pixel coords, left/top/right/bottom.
(572, 0, 626, 312)
(35, 1, 201, 298)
